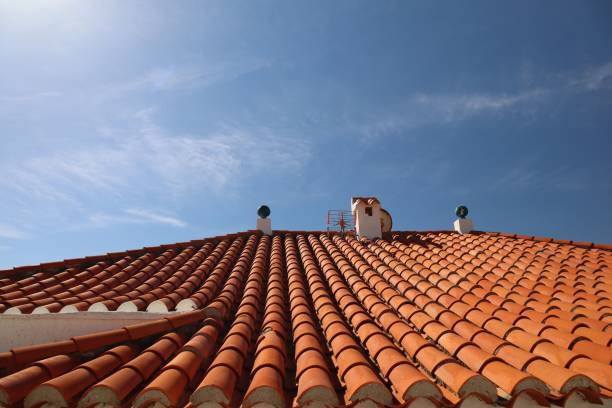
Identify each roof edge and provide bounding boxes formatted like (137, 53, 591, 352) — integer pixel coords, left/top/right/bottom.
(485, 231, 612, 251)
(389, 230, 612, 251)
(0, 230, 260, 280)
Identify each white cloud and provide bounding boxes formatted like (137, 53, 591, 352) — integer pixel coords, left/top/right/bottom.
(0, 108, 310, 231)
(99, 59, 271, 97)
(2, 112, 308, 199)
(358, 60, 612, 139)
(358, 89, 547, 139)
(150, 60, 271, 90)
(0, 224, 28, 239)
(0, 91, 62, 104)
(570, 61, 612, 90)
(89, 208, 186, 228)
(124, 208, 186, 227)
(412, 89, 547, 121)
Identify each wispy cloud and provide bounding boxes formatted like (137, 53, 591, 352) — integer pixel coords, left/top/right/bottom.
(0, 224, 29, 240)
(125, 208, 186, 227)
(357, 89, 547, 139)
(412, 89, 548, 121)
(101, 59, 272, 98)
(489, 162, 585, 192)
(358, 61, 612, 139)
(0, 107, 310, 232)
(0, 55, 304, 238)
(89, 208, 186, 228)
(145, 60, 271, 91)
(2, 109, 308, 199)
(569, 61, 612, 90)
(0, 91, 62, 104)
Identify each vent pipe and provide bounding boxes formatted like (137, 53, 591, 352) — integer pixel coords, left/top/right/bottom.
(453, 205, 473, 234)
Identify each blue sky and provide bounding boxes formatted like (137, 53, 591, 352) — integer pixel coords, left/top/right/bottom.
(1, 1, 611, 268)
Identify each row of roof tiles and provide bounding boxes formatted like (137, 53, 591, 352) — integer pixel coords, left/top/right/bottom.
(2, 231, 609, 318)
(2, 230, 610, 281)
(0, 230, 611, 408)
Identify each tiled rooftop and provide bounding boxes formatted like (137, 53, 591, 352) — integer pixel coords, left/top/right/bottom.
(0, 230, 611, 407)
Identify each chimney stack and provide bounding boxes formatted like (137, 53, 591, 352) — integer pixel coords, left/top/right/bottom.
(351, 197, 382, 239)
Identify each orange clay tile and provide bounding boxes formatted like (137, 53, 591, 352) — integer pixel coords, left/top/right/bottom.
(1, 229, 611, 408)
(24, 344, 138, 408)
(78, 335, 183, 408)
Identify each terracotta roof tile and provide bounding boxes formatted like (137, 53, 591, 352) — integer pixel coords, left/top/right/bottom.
(0, 355, 78, 406)
(1, 230, 612, 407)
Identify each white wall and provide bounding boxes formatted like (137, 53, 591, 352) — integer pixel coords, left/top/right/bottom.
(0, 311, 173, 351)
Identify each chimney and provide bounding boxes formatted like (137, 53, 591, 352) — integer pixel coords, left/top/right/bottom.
(453, 205, 473, 234)
(256, 205, 272, 235)
(351, 197, 382, 239)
